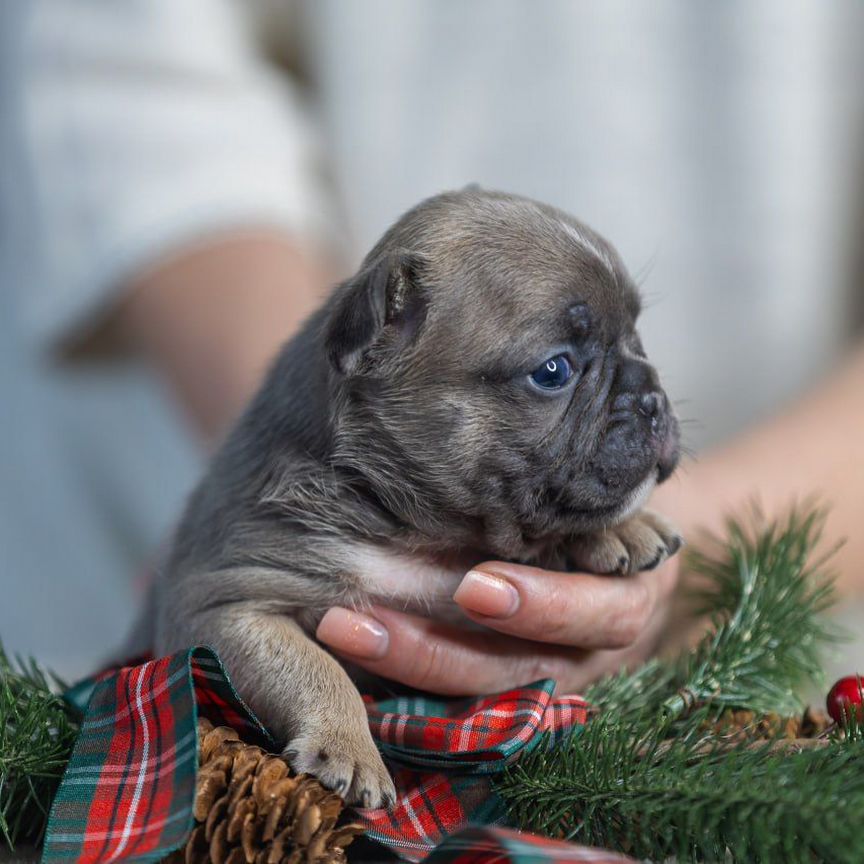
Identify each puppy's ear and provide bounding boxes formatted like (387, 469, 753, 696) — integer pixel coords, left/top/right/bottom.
(326, 254, 427, 375)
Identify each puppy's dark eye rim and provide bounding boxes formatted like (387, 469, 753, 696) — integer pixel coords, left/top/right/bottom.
(528, 352, 577, 390)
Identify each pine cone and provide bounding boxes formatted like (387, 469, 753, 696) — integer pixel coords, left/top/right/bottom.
(705, 706, 832, 746)
(169, 718, 366, 864)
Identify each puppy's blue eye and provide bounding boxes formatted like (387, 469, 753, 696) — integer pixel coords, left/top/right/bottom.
(530, 354, 574, 389)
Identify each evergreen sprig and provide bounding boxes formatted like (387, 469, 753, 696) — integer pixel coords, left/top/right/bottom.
(585, 508, 838, 723)
(498, 713, 864, 863)
(666, 508, 839, 718)
(497, 508, 856, 862)
(0, 643, 79, 849)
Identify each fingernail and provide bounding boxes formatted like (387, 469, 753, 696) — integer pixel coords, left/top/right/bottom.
(453, 570, 520, 618)
(316, 607, 389, 659)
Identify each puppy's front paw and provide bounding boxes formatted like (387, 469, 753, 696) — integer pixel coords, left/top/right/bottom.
(568, 509, 683, 576)
(283, 716, 396, 809)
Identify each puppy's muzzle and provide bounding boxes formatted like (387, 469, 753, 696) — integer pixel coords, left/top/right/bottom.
(611, 358, 680, 484)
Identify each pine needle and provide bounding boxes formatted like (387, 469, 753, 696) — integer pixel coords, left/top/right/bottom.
(585, 507, 839, 723)
(499, 713, 864, 863)
(498, 507, 855, 862)
(666, 507, 839, 717)
(0, 642, 79, 849)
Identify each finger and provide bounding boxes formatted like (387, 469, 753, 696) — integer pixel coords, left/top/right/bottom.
(452, 560, 677, 649)
(316, 605, 596, 695)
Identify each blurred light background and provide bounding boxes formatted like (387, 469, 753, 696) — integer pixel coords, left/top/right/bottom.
(1, 0, 863, 679)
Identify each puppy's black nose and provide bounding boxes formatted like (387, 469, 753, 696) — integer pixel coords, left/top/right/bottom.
(638, 392, 662, 418)
(612, 357, 665, 421)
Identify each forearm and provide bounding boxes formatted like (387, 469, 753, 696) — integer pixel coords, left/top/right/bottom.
(654, 343, 864, 596)
(115, 231, 330, 446)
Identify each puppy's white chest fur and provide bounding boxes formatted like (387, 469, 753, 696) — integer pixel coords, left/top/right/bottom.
(348, 544, 470, 623)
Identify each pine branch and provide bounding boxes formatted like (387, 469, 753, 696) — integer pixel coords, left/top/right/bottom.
(666, 508, 838, 718)
(586, 508, 839, 723)
(0, 642, 79, 849)
(498, 508, 854, 862)
(498, 713, 864, 864)
(831, 710, 864, 743)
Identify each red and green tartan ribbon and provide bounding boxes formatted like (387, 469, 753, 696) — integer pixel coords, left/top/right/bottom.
(360, 685, 590, 858)
(42, 648, 631, 864)
(422, 827, 633, 864)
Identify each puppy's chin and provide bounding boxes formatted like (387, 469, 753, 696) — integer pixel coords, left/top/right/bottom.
(575, 472, 657, 531)
(609, 473, 657, 522)
(576, 413, 680, 529)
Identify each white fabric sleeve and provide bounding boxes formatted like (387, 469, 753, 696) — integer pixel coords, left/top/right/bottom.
(5, 0, 331, 349)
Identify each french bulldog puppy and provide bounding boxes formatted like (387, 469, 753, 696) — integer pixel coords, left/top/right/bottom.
(154, 188, 681, 808)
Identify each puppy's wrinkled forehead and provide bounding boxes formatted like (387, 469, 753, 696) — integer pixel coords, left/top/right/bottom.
(377, 191, 639, 354)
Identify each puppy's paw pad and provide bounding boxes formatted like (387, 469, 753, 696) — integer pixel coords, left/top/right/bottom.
(617, 511, 684, 573)
(348, 750, 396, 810)
(642, 546, 667, 571)
(666, 534, 684, 556)
(567, 533, 630, 576)
(350, 759, 397, 811)
(360, 786, 394, 809)
(283, 732, 395, 809)
(568, 509, 684, 576)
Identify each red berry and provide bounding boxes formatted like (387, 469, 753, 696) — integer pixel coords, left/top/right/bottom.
(826, 675, 864, 725)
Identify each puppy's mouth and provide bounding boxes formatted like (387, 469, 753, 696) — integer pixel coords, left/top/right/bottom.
(555, 414, 679, 530)
(656, 422, 680, 483)
(562, 473, 656, 527)
(598, 399, 681, 485)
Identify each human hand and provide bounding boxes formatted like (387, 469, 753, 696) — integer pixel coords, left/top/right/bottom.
(316, 555, 684, 696)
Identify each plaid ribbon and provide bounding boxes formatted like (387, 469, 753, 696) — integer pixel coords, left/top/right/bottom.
(360, 685, 590, 858)
(422, 827, 633, 864)
(42, 647, 631, 864)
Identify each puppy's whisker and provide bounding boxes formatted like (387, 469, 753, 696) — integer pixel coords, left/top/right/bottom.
(633, 250, 659, 287)
(638, 289, 664, 309)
